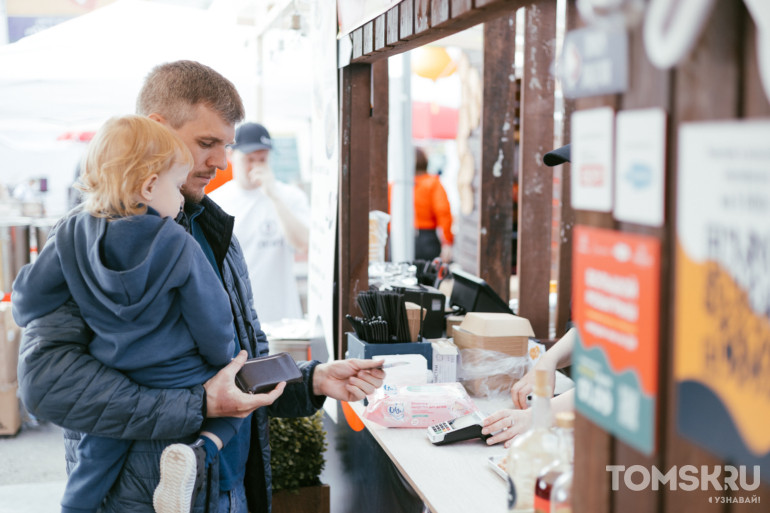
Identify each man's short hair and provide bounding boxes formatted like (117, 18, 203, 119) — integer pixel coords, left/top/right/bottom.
(136, 60, 245, 128)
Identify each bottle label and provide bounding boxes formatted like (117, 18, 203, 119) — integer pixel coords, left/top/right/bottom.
(534, 495, 550, 513)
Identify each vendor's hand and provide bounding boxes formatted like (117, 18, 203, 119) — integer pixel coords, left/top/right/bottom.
(249, 163, 276, 197)
(204, 351, 286, 418)
(312, 359, 385, 402)
(511, 356, 557, 409)
(482, 409, 532, 448)
(439, 244, 453, 263)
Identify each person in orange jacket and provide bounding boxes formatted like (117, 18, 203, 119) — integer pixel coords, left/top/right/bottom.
(412, 146, 453, 261)
(388, 147, 454, 262)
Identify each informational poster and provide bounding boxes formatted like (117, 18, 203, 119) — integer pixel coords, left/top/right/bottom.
(571, 107, 615, 212)
(559, 26, 628, 99)
(613, 108, 666, 226)
(308, 0, 339, 370)
(675, 121, 770, 477)
(573, 226, 661, 455)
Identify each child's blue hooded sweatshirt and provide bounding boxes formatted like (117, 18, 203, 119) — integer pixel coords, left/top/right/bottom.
(12, 209, 235, 385)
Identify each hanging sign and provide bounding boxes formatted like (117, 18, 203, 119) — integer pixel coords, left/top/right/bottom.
(675, 120, 770, 479)
(573, 225, 661, 455)
(613, 108, 667, 226)
(643, 0, 716, 69)
(571, 107, 615, 212)
(559, 26, 628, 99)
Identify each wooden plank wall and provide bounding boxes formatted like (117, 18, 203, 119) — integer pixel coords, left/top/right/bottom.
(338, 1, 770, 510)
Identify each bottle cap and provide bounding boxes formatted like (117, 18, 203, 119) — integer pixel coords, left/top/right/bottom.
(555, 411, 575, 429)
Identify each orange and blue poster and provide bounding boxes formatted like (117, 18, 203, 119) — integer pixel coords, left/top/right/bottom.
(573, 225, 660, 454)
(675, 121, 770, 480)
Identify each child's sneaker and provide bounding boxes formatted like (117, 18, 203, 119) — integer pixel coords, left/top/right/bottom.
(153, 438, 207, 513)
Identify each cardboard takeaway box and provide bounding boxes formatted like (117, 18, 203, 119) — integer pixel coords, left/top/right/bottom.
(0, 382, 21, 436)
(0, 303, 21, 384)
(451, 312, 533, 357)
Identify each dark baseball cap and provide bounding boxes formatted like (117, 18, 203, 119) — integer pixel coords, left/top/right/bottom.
(231, 122, 273, 153)
(543, 144, 571, 166)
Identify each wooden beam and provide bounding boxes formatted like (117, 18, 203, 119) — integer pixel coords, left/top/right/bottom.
(386, 5, 401, 46)
(374, 14, 386, 51)
(554, 0, 577, 338)
(369, 60, 390, 213)
(352, 28, 363, 59)
(400, 0, 416, 40)
(479, 11, 517, 302)
(338, 64, 372, 357)
(452, 0, 474, 17)
(431, 0, 450, 26)
(351, 0, 530, 62)
(363, 21, 374, 55)
(415, 0, 431, 35)
(517, 0, 556, 338)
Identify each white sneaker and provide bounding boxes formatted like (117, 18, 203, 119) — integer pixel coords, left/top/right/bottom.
(153, 439, 206, 513)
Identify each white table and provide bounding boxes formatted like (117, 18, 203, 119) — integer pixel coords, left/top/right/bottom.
(347, 373, 573, 513)
(349, 396, 511, 513)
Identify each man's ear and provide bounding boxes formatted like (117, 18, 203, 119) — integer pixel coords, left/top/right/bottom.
(147, 113, 168, 125)
(139, 174, 159, 201)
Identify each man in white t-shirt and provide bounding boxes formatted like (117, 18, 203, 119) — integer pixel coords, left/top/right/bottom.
(209, 122, 309, 323)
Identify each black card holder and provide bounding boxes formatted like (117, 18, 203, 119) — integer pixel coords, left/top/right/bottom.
(234, 352, 304, 394)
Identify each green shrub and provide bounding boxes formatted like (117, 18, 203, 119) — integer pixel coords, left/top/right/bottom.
(269, 410, 328, 493)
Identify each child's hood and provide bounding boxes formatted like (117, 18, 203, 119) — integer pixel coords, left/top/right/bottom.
(61, 212, 191, 322)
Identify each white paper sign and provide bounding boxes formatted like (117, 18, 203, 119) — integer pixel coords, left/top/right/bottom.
(308, 0, 339, 371)
(613, 108, 667, 226)
(571, 107, 615, 212)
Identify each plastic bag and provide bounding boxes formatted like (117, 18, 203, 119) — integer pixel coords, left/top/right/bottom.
(364, 382, 477, 428)
(458, 348, 532, 399)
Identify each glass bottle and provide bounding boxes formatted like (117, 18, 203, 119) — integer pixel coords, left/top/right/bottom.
(505, 369, 558, 511)
(534, 411, 575, 513)
(550, 469, 573, 513)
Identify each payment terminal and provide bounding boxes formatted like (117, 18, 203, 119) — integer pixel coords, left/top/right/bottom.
(427, 411, 491, 445)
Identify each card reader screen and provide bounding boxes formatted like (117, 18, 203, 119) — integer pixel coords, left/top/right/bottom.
(449, 413, 480, 430)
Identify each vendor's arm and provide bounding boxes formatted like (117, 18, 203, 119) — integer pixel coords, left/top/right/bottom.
(482, 389, 575, 448)
(511, 327, 576, 409)
(18, 299, 205, 439)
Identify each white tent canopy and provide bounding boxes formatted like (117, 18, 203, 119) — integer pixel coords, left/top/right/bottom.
(0, 0, 257, 214)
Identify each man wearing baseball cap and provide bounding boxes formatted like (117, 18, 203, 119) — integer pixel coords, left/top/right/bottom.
(209, 122, 310, 323)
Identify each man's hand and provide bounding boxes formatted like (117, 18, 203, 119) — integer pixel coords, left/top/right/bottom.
(204, 351, 286, 418)
(312, 359, 385, 402)
(249, 163, 276, 197)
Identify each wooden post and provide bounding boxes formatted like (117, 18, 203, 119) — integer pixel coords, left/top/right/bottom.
(338, 64, 372, 358)
(479, 10, 517, 301)
(517, 0, 557, 338)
